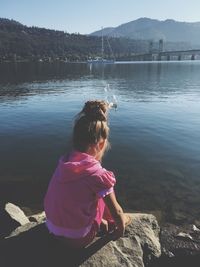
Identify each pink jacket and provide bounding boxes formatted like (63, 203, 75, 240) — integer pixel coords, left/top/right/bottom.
(44, 151, 116, 238)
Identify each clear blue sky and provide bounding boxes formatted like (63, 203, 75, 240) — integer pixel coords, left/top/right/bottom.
(1, 0, 200, 34)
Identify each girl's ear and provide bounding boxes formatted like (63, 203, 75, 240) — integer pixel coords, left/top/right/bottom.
(98, 139, 106, 151)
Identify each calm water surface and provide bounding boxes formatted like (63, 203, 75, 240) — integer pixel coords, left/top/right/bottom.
(0, 61, 200, 223)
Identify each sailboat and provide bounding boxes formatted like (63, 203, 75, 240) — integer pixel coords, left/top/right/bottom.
(87, 28, 115, 64)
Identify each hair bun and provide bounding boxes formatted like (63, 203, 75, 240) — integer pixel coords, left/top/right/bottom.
(83, 100, 108, 121)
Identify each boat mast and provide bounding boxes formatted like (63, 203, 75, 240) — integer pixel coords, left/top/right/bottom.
(101, 27, 104, 59)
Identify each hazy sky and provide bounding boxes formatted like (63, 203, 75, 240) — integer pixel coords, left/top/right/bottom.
(1, 0, 200, 34)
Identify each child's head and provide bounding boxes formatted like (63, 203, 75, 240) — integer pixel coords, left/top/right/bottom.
(73, 100, 110, 160)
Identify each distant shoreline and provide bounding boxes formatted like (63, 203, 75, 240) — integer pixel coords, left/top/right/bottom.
(1, 59, 200, 64)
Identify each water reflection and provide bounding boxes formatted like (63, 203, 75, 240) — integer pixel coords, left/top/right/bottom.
(1, 61, 200, 102)
(0, 62, 89, 84)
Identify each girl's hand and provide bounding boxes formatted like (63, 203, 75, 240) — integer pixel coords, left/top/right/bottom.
(112, 214, 132, 240)
(111, 223, 125, 240)
(100, 218, 109, 233)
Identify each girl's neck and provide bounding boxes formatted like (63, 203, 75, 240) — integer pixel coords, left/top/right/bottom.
(85, 145, 105, 162)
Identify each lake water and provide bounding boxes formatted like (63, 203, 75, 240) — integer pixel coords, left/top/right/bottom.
(0, 61, 200, 223)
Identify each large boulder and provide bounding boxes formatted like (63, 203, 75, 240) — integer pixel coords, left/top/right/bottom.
(81, 213, 161, 267)
(0, 212, 161, 267)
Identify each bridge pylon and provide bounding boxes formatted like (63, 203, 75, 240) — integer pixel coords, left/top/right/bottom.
(159, 39, 164, 53)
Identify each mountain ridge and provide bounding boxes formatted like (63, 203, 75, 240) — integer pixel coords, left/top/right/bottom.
(90, 17, 200, 45)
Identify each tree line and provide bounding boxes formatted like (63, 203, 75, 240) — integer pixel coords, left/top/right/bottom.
(0, 18, 150, 62)
(0, 18, 191, 62)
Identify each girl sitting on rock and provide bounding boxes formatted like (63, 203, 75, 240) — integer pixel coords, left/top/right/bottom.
(44, 100, 131, 248)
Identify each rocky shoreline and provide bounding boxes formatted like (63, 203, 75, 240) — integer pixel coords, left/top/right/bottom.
(0, 203, 200, 267)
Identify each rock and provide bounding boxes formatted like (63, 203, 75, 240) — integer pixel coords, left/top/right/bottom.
(149, 223, 200, 267)
(160, 223, 200, 257)
(176, 232, 193, 241)
(6, 222, 38, 238)
(81, 213, 161, 267)
(5, 203, 30, 225)
(0, 202, 29, 238)
(0, 213, 161, 267)
(192, 225, 200, 232)
(28, 211, 46, 223)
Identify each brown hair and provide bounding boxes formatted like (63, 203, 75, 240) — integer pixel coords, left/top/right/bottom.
(73, 100, 110, 152)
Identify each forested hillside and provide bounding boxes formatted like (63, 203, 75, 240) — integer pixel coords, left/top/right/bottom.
(0, 18, 147, 61)
(0, 18, 192, 62)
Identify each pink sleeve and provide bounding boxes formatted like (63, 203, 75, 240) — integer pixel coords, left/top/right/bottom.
(89, 170, 116, 198)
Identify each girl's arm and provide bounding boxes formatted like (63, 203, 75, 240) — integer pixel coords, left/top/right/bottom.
(104, 192, 126, 239)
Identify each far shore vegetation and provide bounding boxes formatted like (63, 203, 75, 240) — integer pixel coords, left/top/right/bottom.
(0, 18, 194, 63)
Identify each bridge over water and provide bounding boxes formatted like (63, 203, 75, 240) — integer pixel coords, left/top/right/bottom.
(132, 49, 200, 61)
